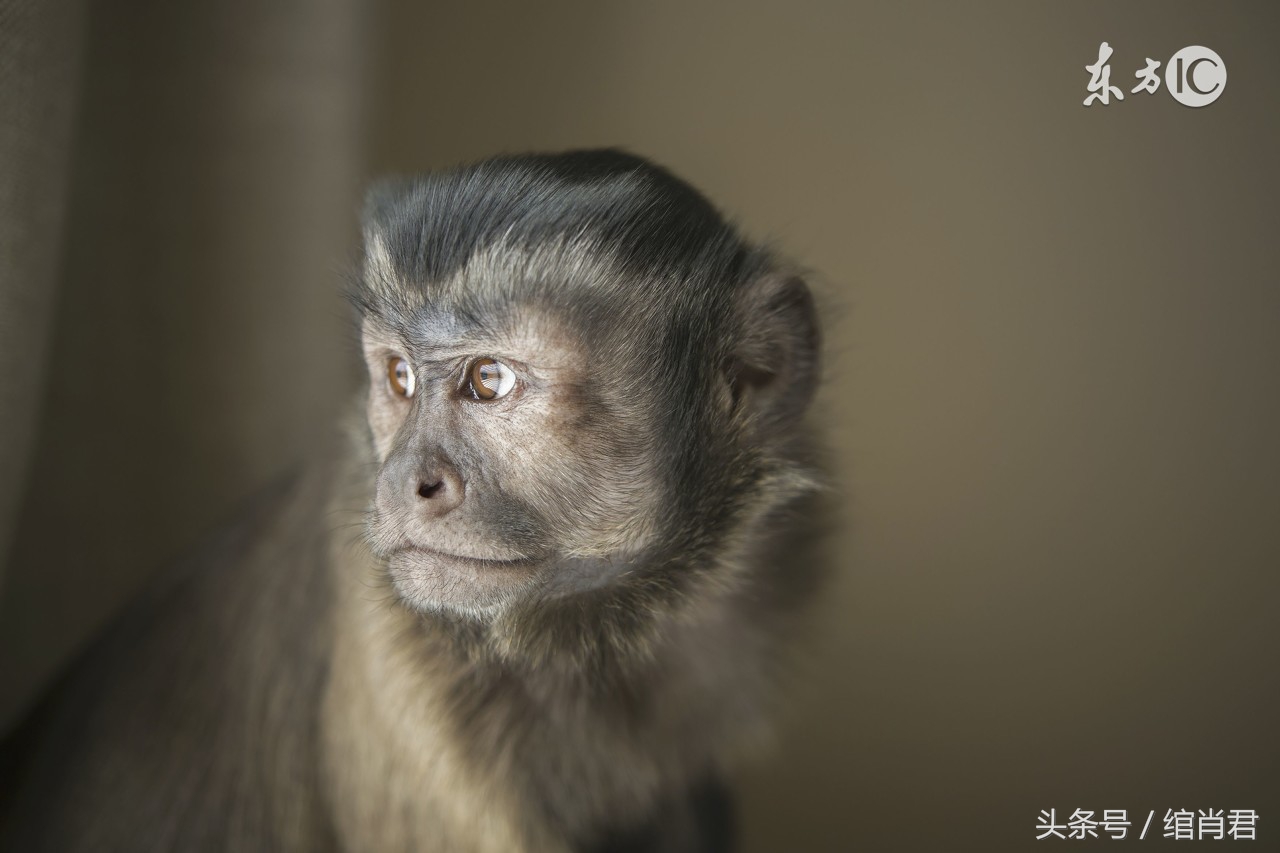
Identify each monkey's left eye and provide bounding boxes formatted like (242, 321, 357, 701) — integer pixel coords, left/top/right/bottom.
(387, 356, 416, 398)
(465, 358, 517, 400)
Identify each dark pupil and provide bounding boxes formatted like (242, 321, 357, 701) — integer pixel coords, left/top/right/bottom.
(394, 362, 408, 390)
(478, 364, 498, 390)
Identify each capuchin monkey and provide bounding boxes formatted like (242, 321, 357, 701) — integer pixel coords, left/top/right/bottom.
(0, 149, 825, 852)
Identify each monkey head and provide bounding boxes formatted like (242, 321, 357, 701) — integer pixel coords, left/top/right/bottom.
(352, 150, 819, 628)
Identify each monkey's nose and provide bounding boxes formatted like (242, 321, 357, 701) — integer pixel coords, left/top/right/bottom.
(413, 465, 464, 516)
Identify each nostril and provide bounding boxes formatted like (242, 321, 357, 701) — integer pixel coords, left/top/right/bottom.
(417, 479, 444, 499)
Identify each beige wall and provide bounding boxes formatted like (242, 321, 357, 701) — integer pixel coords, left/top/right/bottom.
(2, 2, 1277, 850)
(0, 0, 369, 748)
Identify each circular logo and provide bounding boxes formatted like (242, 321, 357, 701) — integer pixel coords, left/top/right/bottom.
(1165, 46, 1226, 107)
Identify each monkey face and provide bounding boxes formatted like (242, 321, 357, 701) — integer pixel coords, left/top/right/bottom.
(351, 151, 819, 621)
(359, 300, 667, 617)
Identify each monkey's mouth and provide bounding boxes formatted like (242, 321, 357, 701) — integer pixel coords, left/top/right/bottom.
(383, 544, 549, 613)
(393, 544, 542, 568)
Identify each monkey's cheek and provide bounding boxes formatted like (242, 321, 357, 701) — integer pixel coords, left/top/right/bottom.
(385, 551, 542, 615)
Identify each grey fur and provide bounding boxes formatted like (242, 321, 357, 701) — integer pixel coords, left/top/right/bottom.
(0, 149, 825, 852)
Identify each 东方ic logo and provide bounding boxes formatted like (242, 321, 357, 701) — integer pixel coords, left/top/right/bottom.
(1084, 43, 1226, 108)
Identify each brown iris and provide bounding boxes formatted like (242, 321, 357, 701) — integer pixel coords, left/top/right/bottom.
(387, 356, 415, 397)
(467, 357, 516, 400)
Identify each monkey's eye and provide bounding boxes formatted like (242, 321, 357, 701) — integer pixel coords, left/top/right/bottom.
(466, 358, 517, 400)
(386, 356, 416, 398)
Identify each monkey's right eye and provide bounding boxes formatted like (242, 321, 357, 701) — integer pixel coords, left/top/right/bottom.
(386, 357, 416, 398)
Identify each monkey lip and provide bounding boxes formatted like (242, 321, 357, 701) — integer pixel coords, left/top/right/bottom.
(392, 544, 542, 569)
(385, 543, 550, 612)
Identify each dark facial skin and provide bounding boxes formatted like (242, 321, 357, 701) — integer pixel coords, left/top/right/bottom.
(353, 149, 820, 629)
(360, 301, 663, 616)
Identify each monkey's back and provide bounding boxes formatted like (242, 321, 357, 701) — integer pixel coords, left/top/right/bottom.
(0, 472, 340, 852)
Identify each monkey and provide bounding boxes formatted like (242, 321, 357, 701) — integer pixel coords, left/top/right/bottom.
(0, 149, 825, 852)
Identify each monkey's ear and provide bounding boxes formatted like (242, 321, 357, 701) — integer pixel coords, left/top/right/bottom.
(728, 271, 820, 435)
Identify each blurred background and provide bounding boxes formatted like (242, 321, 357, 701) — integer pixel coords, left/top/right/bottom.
(1, 1, 1277, 849)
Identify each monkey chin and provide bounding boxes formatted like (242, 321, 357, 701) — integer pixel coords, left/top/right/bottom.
(385, 547, 548, 617)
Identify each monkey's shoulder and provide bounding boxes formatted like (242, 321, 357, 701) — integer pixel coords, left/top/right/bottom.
(0, 471, 339, 852)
